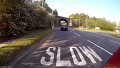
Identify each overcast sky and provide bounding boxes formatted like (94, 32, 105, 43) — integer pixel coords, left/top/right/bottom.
(35, 0, 120, 24)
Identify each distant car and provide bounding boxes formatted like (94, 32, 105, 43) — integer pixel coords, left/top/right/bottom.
(61, 25, 68, 31)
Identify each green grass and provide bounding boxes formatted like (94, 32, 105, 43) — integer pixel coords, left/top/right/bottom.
(75, 28, 120, 38)
(74, 28, 115, 34)
(112, 34, 120, 38)
(0, 29, 54, 65)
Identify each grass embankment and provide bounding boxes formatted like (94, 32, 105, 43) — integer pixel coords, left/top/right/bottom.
(75, 28, 120, 38)
(75, 28, 114, 33)
(0, 29, 54, 65)
(112, 34, 120, 38)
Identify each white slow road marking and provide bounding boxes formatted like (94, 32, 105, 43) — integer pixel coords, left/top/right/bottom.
(41, 46, 102, 66)
(109, 39, 120, 45)
(56, 47, 71, 66)
(70, 47, 86, 66)
(41, 47, 56, 66)
(80, 46, 103, 63)
(87, 40, 113, 55)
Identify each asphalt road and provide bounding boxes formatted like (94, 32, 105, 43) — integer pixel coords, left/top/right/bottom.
(13, 28, 120, 68)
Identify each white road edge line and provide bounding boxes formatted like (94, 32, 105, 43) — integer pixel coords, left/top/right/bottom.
(109, 39, 120, 44)
(70, 30, 112, 55)
(70, 31, 81, 37)
(74, 33, 81, 37)
(87, 40, 113, 55)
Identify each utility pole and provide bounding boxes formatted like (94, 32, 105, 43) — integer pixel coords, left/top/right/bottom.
(42, 0, 44, 8)
(78, 14, 80, 28)
(41, 0, 45, 8)
(51, 0, 55, 29)
(76, 9, 80, 28)
(86, 16, 88, 29)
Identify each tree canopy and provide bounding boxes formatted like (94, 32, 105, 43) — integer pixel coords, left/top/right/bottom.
(69, 13, 116, 31)
(0, 0, 58, 36)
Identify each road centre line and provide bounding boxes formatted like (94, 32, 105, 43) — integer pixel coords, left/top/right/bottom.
(74, 33, 81, 37)
(88, 33, 104, 39)
(70, 30, 113, 55)
(93, 32, 120, 41)
(87, 40, 113, 55)
(70, 30, 81, 37)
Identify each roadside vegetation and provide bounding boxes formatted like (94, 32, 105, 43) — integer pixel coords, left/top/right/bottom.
(112, 34, 120, 38)
(0, 29, 54, 65)
(69, 13, 116, 31)
(70, 13, 120, 38)
(0, 0, 58, 37)
(0, 0, 57, 65)
(75, 28, 115, 34)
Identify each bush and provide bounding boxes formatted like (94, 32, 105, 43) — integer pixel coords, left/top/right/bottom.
(0, 29, 53, 65)
(0, 0, 52, 37)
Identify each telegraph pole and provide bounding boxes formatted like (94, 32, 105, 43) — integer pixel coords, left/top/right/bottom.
(42, 0, 44, 8)
(78, 14, 80, 28)
(86, 16, 88, 29)
(52, 0, 55, 29)
(76, 9, 80, 28)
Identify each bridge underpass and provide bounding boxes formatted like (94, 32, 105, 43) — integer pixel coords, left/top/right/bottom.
(54, 16, 70, 27)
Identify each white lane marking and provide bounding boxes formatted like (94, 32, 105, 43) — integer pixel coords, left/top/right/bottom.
(88, 33, 99, 37)
(70, 30, 81, 37)
(56, 47, 71, 66)
(41, 47, 56, 66)
(109, 39, 120, 44)
(74, 33, 81, 37)
(88, 33, 104, 40)
(87, 40, 113, 55)
(80, 46, 102, 63)
(70, 30, 112, 55)
(94, 33, 120, 41)
(70, 31, 73, 33)
(70, 47, 86, 66)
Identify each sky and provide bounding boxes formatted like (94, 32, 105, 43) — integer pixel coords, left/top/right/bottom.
(34, 0, 120, 24)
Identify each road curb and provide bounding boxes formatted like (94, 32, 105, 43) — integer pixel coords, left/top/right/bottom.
(10, 31, 56, 67)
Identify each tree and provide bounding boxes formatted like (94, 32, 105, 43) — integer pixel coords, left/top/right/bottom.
(0, 0, 56, 36)
(69, 13, 116, 31)
(69, 13, 89, 27)
(53, 9, 58, 16)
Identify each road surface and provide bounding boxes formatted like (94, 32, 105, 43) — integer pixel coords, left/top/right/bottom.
(13, 28, 120, 68)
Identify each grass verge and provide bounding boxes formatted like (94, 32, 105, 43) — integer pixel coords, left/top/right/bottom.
(75, 28, 120, 38)
(0, 29, 54, 65)
(112, 34, 120, 38)
(74, 28, 115, 34)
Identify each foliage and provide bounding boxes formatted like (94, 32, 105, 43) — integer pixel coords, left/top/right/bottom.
(0, 0, 58, 36)
(69, 13, 116, 31)
(112, 34, 120, 38)
(0, 29, 54, 65)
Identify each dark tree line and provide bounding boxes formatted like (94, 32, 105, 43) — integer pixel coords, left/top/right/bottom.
(0, 0, 58, 37)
